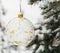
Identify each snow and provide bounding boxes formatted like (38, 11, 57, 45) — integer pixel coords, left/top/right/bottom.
(0, 0, 56, 53)
(0, 0, 44, 53)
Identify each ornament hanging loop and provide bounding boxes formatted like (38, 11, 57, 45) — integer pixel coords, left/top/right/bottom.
(18, 0, 23, 18)
(20, 0, 22, 13)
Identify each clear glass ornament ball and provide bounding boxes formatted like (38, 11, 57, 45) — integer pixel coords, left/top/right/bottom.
(5, 13, 35, 46)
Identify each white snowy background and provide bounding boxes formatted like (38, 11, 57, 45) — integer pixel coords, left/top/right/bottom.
(0, 0, 55, 53)
(0, 0, 44, 53)
(1, 0, 44, 26)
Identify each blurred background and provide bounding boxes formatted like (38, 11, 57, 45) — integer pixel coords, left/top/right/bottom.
(0, 0, 60, 53)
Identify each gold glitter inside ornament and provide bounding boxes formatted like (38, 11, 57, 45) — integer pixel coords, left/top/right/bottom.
(5, 13, 35, 46)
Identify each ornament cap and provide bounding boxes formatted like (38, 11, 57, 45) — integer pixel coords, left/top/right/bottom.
(18, 13, 23, 18)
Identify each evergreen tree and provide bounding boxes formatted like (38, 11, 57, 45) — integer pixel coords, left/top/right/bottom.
(27, 0, 60, 53)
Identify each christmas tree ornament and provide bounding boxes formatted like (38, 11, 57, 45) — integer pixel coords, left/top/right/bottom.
(5, 0, 35, 46)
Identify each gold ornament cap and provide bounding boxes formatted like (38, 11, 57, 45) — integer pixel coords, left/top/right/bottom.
(18, 13, 23, 18)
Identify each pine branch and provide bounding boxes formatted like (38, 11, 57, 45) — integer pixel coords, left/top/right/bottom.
(29, 0, 41, 4)
(29, 0, 60, 53)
